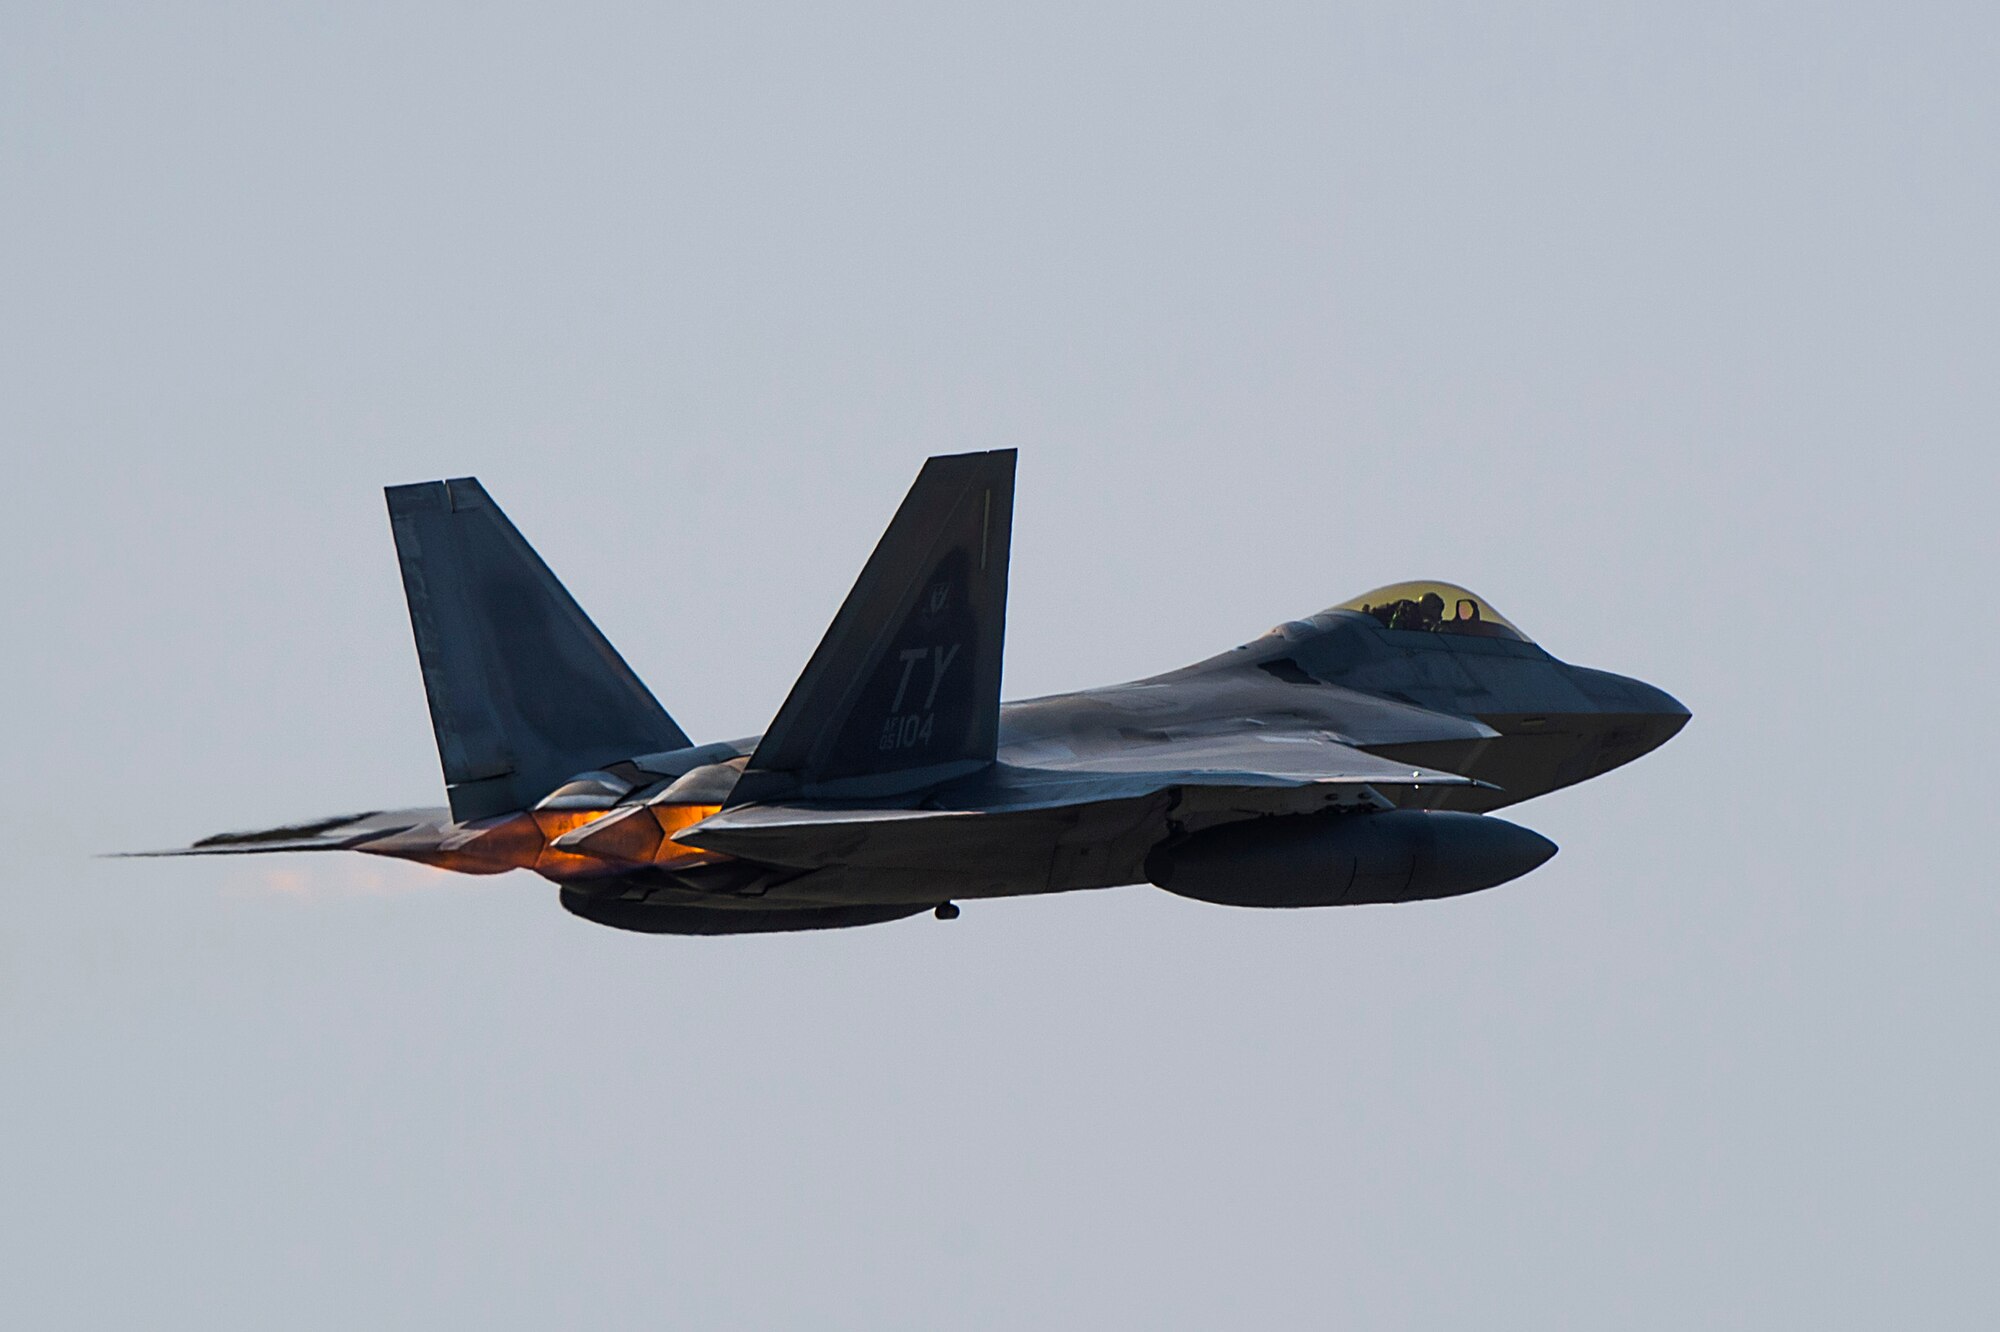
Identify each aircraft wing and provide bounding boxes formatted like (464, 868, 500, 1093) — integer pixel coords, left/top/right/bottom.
(124, 808, 448, 857)
(998, 728, 1480, 795)
(675, 732, 1481, 867)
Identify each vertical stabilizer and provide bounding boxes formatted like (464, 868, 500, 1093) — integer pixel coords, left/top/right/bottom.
(731, 450, 1015, 805)
(386, 478, 690, 821)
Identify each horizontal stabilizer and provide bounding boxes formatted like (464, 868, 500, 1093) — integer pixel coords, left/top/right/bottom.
(732, 450, 1015, 805)
(122, 808, 447, 857)
(388, 478, 690, 821)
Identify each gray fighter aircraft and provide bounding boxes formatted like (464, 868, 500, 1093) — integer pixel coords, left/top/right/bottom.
(148, 450, 1688, 933)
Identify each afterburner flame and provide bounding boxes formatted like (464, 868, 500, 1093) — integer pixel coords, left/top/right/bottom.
(358, 804, 729, 880)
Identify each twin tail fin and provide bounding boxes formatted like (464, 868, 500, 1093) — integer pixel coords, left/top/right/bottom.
(386, 455, 1011, 820)
(386, 478, 690, 821)
(730, 450, 1016, 806)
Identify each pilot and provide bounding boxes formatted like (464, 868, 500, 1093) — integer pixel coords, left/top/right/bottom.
(1384, 593, 1445, 631)
(1449, 596, 1513, 638)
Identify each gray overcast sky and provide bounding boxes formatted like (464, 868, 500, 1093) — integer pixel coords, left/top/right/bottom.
(3, 3, 1995, 1328)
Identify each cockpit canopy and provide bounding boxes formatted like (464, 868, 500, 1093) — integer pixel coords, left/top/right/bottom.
(1333, 582, 1529, 642)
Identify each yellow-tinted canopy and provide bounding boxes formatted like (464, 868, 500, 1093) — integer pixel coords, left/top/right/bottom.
(1334, 582, 1529, 642)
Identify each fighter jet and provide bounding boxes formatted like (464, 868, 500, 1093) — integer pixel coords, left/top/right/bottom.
(146, 450, 1688, 934)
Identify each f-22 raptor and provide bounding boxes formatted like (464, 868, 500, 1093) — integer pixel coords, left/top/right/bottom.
(154, 451, 1688, 934)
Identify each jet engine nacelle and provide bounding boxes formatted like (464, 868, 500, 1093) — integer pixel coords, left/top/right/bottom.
(1144, 810, 1557, 908)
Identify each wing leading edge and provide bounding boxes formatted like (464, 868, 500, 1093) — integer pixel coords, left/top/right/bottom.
(678, 731, 1483, 867)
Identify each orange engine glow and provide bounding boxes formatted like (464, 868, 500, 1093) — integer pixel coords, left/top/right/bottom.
(649, 803, 726, 867)
(360, 804, 729, 880)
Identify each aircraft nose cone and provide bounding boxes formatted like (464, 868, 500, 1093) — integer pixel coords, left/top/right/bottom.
(1629, 678, 1692, 748)
(1573, 666, 1691, 753)
(1632, 678, 1690, 722)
